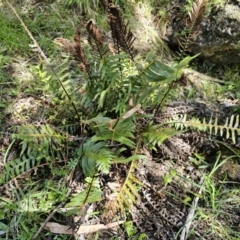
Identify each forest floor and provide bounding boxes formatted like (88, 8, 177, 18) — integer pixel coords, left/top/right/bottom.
(1, 1, 240, 240)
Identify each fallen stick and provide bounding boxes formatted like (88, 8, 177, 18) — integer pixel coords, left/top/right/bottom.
(180, 176, 205, 240)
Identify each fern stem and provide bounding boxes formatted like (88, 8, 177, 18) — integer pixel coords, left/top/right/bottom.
(74, 174, 97, 233)
(112, 117, 121, 130)
(154, 80, 176, 118)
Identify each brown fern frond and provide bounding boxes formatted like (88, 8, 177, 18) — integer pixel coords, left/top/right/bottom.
(179, 0, 206, 59)
(186, 0, 206, 33)
(86, 19, 109, 59)
(107, 3, 136, 60)
(74, 24, 91, 77)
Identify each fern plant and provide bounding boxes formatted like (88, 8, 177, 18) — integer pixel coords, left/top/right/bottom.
(3, 1, 233, 238)
(47, 0, 204, 221)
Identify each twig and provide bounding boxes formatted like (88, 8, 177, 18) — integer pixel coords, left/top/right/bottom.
(32, 187, 73, 240)
(32, 168, 76, 239)
(180, 176, 205, 240)
(5, 0, 81, 123)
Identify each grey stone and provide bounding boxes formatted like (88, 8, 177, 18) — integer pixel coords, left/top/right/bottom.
(166, 3, 240, 64)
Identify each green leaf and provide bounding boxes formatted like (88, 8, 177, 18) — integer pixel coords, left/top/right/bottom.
(79, 141, 103, 176)
(183, 196, 192, 204)
(175, 54, 200, 77)
(98, 89, 108, 108)
(65, 188, 102, 208)
(163, 173, 172, 186)
(169, 168, 177, 177)
(0, 221, 8, 230)
(114, 155, 147, 163)
(142, 61, 177, 82)
(91, 119, 135, 148)
(83, 115, 111, 125)
(20, 141, 27, 156)
(143, 126, 182, 146)
(79, 140, 115, 176)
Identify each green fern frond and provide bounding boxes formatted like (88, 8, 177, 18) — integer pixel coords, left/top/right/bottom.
(78, 140, 115, 176)
(0, 162, 52, 189)
(142, 125, 183, 147)
(85, 53, 135, 113)
(139, 60, 177, 83)
(65, 177, 102, 208)
(93, 121, 135, 147)
(169, 114, 240, 143)
(87, 116, 135, 148)
(2, 155, 36, 183)
(1, 123, 68, 187)
(12, 124, 66, 160)
(59, 123, 80, 136)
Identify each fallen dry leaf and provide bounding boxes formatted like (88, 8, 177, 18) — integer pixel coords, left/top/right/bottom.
(41, 220, 125, 235)
(122, 104, 142, 119)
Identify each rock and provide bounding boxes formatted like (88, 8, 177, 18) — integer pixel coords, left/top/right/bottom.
(215, 159, 240, 181)
(165, 3, 240, 64)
